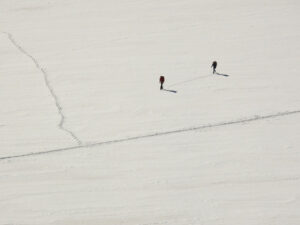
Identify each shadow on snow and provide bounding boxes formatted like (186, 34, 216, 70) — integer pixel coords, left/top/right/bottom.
(215, 72, 230, 77)
(162, 89, 177, 93)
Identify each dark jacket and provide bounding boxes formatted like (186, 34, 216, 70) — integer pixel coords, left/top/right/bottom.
(212, 61, 217, 68)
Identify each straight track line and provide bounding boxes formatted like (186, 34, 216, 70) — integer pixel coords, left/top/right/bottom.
(1, 109, 299, 161)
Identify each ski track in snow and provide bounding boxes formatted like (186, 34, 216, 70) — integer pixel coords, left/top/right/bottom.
(0, 109, 299, 161)
(167, 75, 211, 88)
(2, 32, 82, 146)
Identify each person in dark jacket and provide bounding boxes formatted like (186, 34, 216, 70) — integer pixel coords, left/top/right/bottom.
(211, 61, 217, 74)
(159, 76, 165, 90)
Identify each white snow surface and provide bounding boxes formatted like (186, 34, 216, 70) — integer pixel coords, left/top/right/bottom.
(1, 0, 300, 224)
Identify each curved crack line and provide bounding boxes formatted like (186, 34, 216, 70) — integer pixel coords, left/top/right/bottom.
(0, 109, 299, 161)
(2, 32, 82, 146)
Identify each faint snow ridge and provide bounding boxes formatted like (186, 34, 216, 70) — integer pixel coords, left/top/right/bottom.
(1, 32, 82, 146)
(0, 109, 299, 161)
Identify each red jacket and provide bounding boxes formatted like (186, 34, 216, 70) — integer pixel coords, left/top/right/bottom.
(160, 76, 165, 83)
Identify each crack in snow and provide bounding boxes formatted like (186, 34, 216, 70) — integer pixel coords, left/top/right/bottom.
(0, 109, 299, 161)
(2, 32, 82, 146)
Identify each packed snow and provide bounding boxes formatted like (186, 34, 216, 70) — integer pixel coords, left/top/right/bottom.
(1, 0, 300, 224)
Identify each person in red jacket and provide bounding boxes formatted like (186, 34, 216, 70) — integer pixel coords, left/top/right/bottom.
(159, 76, 165, 90)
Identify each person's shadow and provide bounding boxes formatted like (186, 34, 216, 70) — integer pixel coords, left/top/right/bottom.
(163, 89, 177, 93)
(215, 72, 230, 77)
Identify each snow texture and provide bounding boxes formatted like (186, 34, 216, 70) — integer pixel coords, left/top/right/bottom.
(0, 0, 300, 224)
